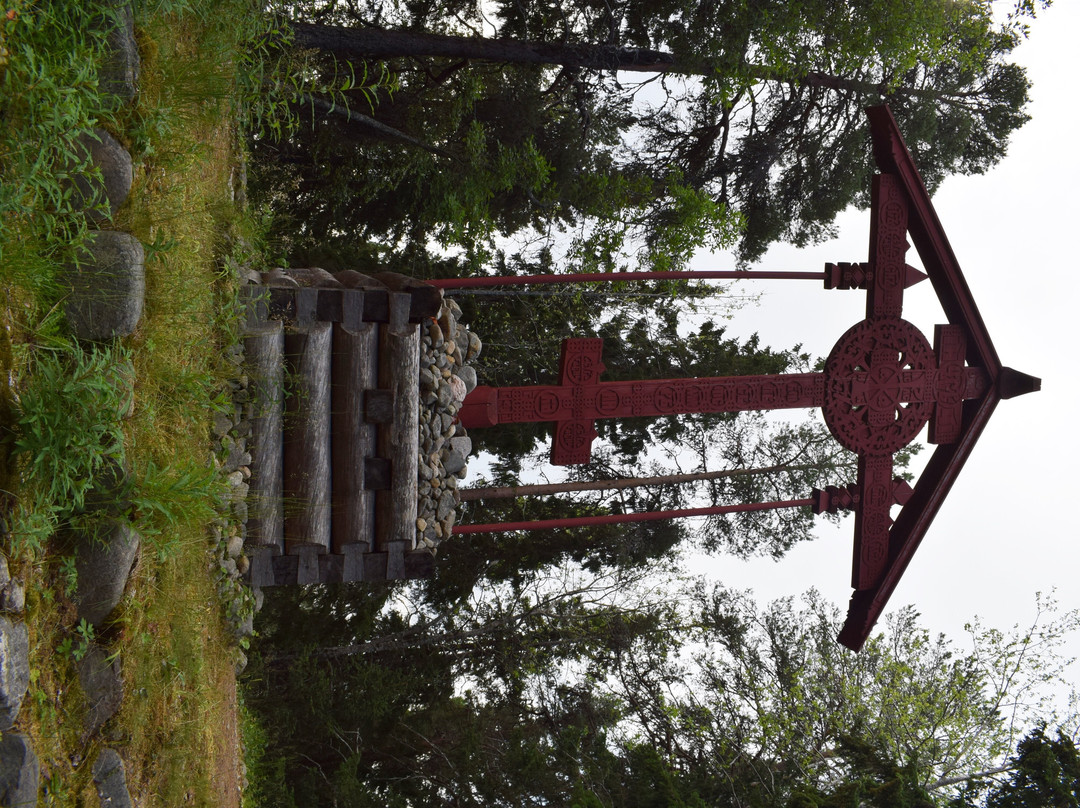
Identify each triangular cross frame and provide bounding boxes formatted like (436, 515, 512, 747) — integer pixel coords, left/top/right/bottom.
(834, 106, 1039, 649)
(446, 105, 1039, 651)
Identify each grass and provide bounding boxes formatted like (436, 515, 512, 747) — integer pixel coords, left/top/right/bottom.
(0, 0, 293, 804)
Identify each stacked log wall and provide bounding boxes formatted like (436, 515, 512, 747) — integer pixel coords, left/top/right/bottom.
(241, 270, 439, 586)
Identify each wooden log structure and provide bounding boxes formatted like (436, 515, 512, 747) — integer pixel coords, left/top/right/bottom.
(331, 271, 379, 581)
(239, 269, 440, 586)
(375, 290, 420, 579)
(242, 314, 285, 588)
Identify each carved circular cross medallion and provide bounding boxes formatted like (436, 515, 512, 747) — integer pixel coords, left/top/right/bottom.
(558, 422, 592, 451)
(566, 353, 598, 385)
(823, 319, 935, 455)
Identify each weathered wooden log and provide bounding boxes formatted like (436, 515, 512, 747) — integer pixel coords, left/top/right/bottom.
(374, 292, 419, 555)
(335, 270, 387, 290)
(373, 272, 444, 322)
(363, 457, 391, 489)
(266, 547, 434, 584)
(283, 321, 333, 554)
(331, 312, 378, 554)
(277, 266, 341, 287)
(295, 544, 321, 585)
(342, 541, 371, 582)
(263, 285, 445, 326)
(243, 319, 284, 555)
(248, 545, 277, 588)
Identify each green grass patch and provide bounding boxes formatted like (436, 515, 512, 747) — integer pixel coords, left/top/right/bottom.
(0, 0, 294, 804)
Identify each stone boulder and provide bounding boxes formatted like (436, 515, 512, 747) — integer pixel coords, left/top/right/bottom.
(92, 748, 133, 808)
(442, 435, 473, 476)
(77, 643, 124, 738)
(0, 618, 29, 731)
(100, 1, 139, 101)
(447, 374, 467, 406)
(69, 129, 133, 223)
(0, 582, 24, 616)
(73, 519, 140, 627)
(0, 557, 20, 615)
(0, 733, 38, 808)
(455, 364, 477, 394)
(64, 231, 145, 341)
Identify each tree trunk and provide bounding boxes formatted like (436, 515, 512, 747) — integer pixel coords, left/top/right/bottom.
(289, 22, 676, 73)
(288, 22, 959, 102)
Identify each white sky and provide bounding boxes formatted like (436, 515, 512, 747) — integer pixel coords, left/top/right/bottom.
(689, 0, 1080, 649)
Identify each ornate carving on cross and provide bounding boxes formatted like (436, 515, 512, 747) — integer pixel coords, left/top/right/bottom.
(459, 173, 990, 594)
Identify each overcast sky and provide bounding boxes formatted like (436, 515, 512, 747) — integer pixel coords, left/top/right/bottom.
(691, 0, 1080, 654)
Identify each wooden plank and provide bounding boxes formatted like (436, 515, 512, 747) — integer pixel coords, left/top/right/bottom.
(269, 285, 395, 325)
(319, 552, 344, 584)
(331, 316, 378, 553)
(248, 546, 278, 588)
(335, 271, 394, 324)
(295, 286, 318, 327)
(342, 542, 370, 582)
(283, 321, 333, 554)
(271, 553, 298, 586)
(296, 545, 321, 585)
(374, 292, 419, 551)
(345, 547, 433, 581)
(265, 286, 297, 321)
(317, 288, 367, 328)
(362, 551, 387, 581)
(244, 321, 284, 553)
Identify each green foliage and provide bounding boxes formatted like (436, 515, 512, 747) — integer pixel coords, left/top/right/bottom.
(255, 0, 1042, 264)
(237, 16, 395, 144)
(244, 577, 1080, 807)
(0, 0, 118, 264)
(12, 341, 129, 523)
(248, 41, 743, 272)
(8, 336, 223, 560)
(58, 554, 78, 598)
(0, 0, 302, 801)
(57, 618, 96, 662)
(952, 726, 1080, 808)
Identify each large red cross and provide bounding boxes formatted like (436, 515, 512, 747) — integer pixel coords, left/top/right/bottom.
(459, 173, 990, 592)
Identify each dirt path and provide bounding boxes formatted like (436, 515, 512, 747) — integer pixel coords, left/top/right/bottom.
(212, 669, 242, 807)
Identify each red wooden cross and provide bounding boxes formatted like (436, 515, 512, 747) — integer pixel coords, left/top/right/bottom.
(459, 173, 990, 593)
(453, 105, 1041, 652)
